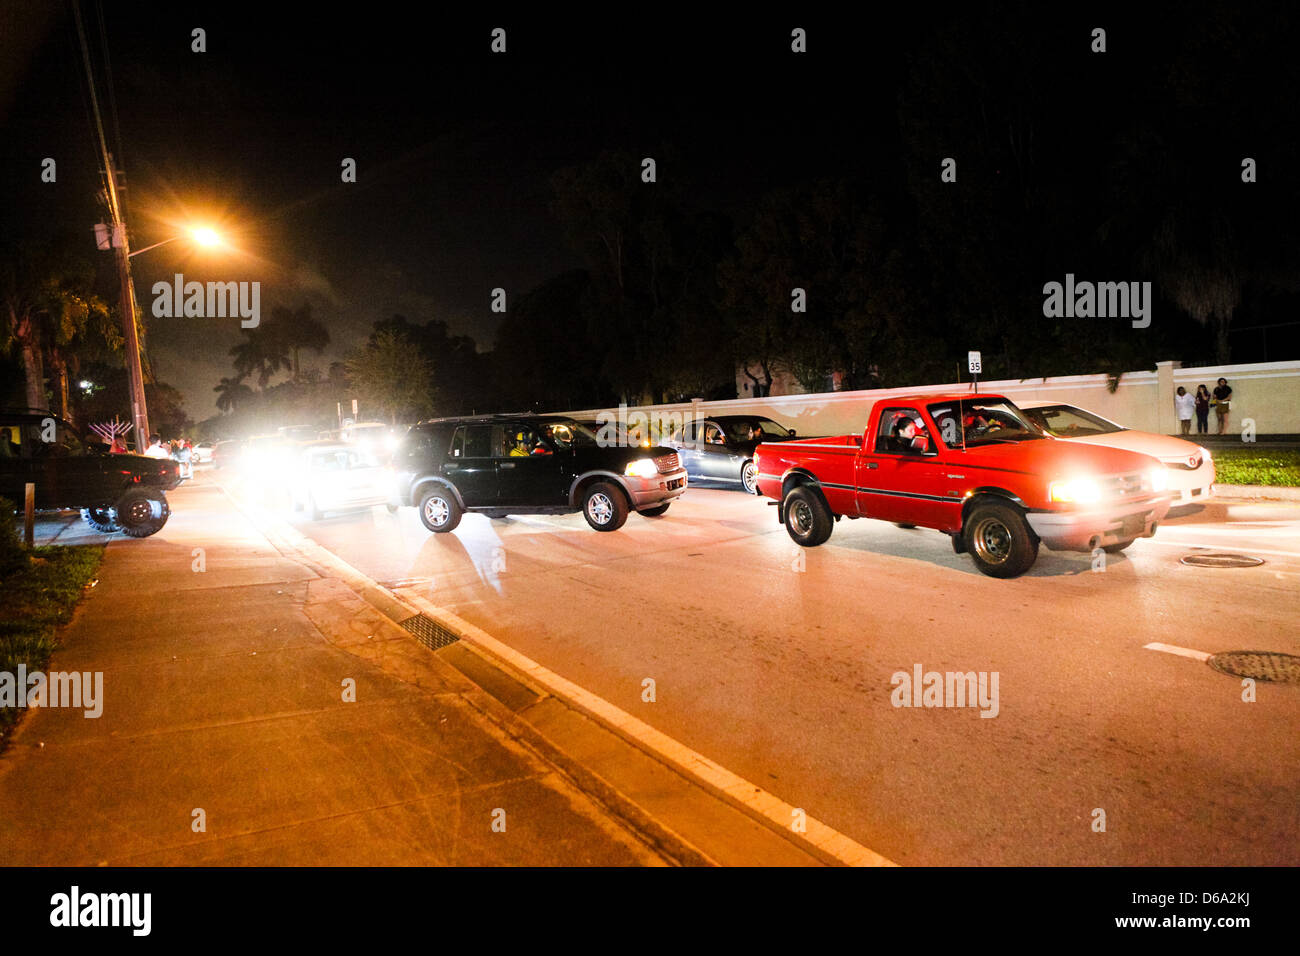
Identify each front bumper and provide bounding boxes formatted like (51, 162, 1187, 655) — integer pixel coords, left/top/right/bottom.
(1162, 459, 1216, 503)
(1027, 494, 1174, 552)
(620, 468, 689, 509)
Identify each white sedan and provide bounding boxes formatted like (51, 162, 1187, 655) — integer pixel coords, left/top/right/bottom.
(291, 441, 392, 520)
(1019, 402, 1215, 504)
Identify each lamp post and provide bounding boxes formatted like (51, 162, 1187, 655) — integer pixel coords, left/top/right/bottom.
(99, 217, 221, 447)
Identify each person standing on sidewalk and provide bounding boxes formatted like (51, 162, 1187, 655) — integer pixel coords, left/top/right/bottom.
(1212, 378, 1233, 435)
(1174, 387, 1195, 435)
(1194, 385, 1211, 435)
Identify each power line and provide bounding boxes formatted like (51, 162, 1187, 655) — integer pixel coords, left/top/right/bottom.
(95, 0, 128, 221)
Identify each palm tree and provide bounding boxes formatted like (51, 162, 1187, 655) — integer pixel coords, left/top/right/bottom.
(229, 326, 291, 389)
(213, 376, 254, 413)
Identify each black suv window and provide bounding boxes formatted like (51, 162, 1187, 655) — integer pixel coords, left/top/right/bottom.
(451, 424, 503, 458)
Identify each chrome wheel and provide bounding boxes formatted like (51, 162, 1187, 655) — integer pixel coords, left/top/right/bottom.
(423, 496, 450, 527)
(791, 500, 814, 534)
(586, 492, 614, 525)
(741, 461, 759, 494)
(971, 516, 1012, 564)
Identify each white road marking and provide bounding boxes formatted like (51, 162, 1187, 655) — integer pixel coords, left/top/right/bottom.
(1139, 538, 1300, 560)
(221, 485, 895, 867)
(1144, 642, 1213, 662)
(403, 593, 896, 868)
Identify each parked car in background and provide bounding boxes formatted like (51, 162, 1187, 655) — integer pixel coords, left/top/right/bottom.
(664, 415, 801, 494)
(212, 439, 246, 470)
(0, 410, 181, 537)
(390, 415, 688, 532)
(193, 441, 216, 464)
(291, 441, 391, 520)
(1019, 402, 1215, 504)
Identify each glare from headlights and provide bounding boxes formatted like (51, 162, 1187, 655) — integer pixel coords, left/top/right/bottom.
(624, 458, 659, 479)
(1197, 445, 1211, 461)
(1150, 468, 1168, 493)
(1049, 478, 1101, 503)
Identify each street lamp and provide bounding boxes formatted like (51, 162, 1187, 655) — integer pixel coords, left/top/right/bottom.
(128, 226, 223, 258)
(110, 225, 223, 445)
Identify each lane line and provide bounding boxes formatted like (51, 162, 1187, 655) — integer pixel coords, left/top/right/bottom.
(403, 593, 896, 868)
(220, 484, 895, 867)
(1138, 538, 1300, 560)
(1143, 642, 1213, 662)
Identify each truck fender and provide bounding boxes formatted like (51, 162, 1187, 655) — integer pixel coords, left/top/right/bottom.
(412, 476, 464, 510)
(961, 489, 1033, 534)
(569, 470, 630, 508)
(778, 469, 829, 524)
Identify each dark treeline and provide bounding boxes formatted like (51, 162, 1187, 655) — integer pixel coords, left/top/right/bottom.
(5, 5, 1299, 436)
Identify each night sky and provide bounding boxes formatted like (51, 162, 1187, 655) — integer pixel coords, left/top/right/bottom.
(3, 3, 1296, 417)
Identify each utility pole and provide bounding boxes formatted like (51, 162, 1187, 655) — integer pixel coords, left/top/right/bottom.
(76, 3, 149, 445)
(104, 154, 150, 445)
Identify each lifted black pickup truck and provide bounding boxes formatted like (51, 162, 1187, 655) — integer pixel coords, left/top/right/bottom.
(390, 415, 688, 532)
(0, 412, 182, 537)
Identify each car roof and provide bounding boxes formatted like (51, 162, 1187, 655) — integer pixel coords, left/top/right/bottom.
(706, 415, 779, 424)
(890, 393, 1010, 406)
(417, 414, 574, 426)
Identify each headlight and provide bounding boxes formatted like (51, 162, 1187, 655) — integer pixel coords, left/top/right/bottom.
(624, 458, 659, 479)
(1049, 478, 1101, 503)
(1150, 468, 1168, 493)
(1197, 446, 1211, 462)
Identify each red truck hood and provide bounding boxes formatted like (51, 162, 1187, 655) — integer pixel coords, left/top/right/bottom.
(954, 437, 1162, 478)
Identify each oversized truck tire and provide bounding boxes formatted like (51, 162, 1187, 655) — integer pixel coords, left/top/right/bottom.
(962, 501, 1038, 578)
(115, 489, 170, 538)
(783, 486, 833, 547)
(81, 506, 120, 534)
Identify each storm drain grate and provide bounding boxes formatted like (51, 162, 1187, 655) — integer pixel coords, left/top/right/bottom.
(1209, 651, 1300, 685)
(1180, 553, 1265, 568)
(399, 613, 461, 650)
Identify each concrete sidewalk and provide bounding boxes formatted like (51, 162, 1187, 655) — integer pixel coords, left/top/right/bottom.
(0, 481, 665, 865)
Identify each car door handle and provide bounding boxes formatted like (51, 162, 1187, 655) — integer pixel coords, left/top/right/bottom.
(444, 464, 459, 472)
(500, 462, 515, 469)
(866, 462, 878, 469)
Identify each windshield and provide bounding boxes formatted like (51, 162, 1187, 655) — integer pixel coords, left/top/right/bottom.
(542, 419, 599, 449)
(308, 448, 380, 472)
(1020, 404, 1124, 437)
(926, 399, 1047, 447)
(723, 419, 788, 442)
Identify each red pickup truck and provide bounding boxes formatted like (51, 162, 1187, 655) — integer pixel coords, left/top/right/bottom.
(753, 393, 1174, 577)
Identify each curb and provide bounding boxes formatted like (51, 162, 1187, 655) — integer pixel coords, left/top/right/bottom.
(1211, 484, 1300, 502)
(219, 484, 895, 867)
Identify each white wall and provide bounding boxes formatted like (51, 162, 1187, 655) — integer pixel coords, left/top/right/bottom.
(558, 359, 1300, 438)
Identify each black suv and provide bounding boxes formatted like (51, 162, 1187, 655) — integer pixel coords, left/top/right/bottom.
(0, 411, 181, 537)
(391, 416, 688, 532)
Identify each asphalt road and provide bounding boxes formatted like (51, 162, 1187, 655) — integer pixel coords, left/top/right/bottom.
(46, 471, 1300, 865)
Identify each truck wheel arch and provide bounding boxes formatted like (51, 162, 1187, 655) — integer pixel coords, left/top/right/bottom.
(412, 477, 464, 510)
(570, 471, 631, 510)
(961, 489, 1032, 530)
(780, 469, 830, 519)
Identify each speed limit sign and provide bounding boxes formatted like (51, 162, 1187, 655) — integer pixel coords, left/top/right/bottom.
(968, 351, 982, 374)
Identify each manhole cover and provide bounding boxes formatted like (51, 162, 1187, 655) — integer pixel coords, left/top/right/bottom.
(1209, 651, 1300, 685)
(399, 613, 460, 650)
(1180, 553, 1265, 568)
